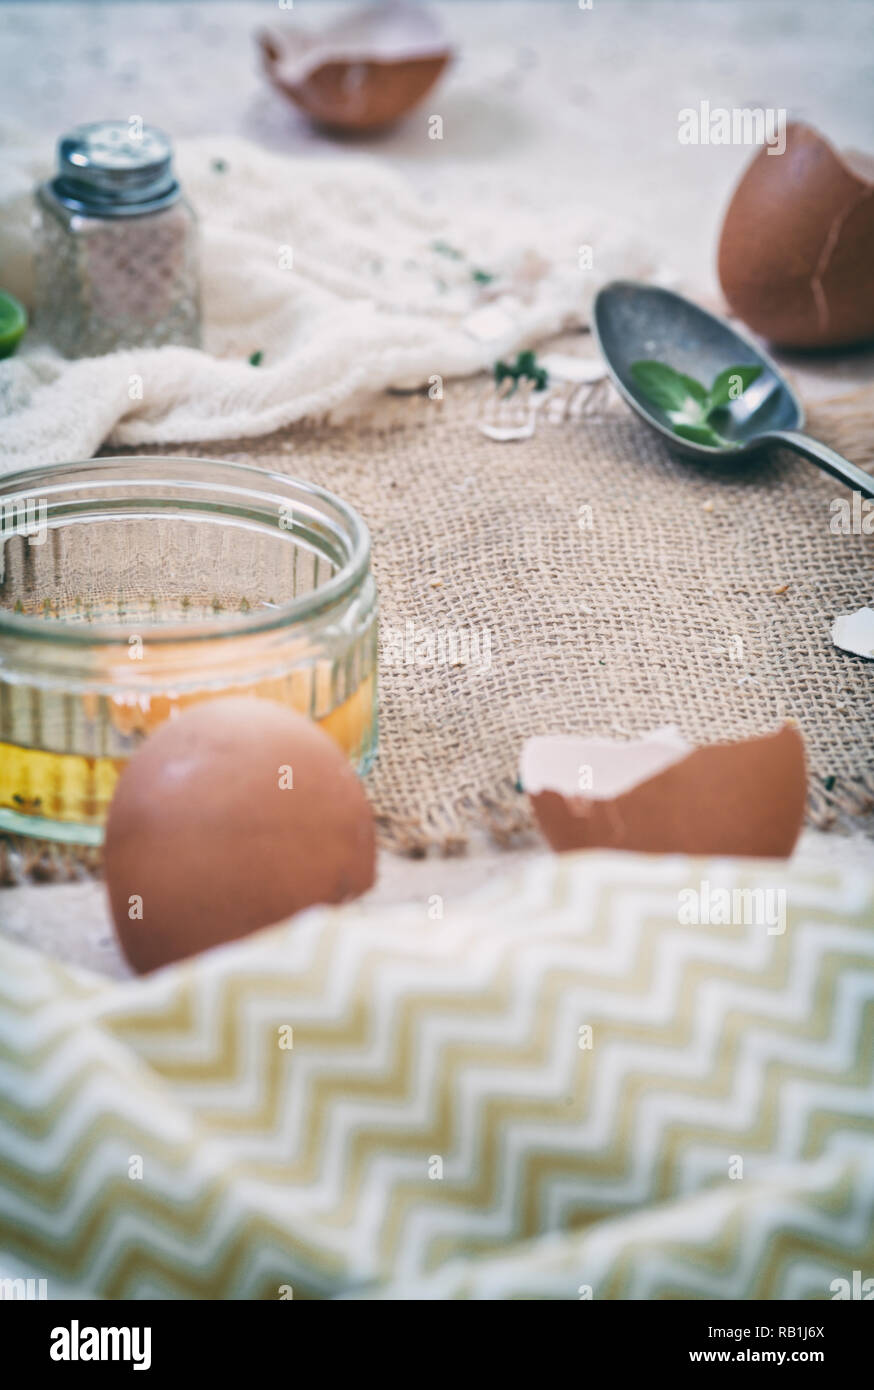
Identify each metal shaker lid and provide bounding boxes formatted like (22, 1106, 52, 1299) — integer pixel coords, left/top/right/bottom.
(51, 120, 181, 215)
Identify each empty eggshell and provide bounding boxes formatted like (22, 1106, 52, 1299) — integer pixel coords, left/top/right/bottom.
(258, 2, 452, 133)
(521, 723, 806, 858)
(104, 697, 376, 973)
(718, 123, 874, 348)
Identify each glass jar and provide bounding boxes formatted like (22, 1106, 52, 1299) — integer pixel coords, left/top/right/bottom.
(0, 457, 378, 845)
(33, 120, 201, 358)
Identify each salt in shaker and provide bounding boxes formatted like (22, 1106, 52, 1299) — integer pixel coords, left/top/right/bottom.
(33, 120, 201, 359)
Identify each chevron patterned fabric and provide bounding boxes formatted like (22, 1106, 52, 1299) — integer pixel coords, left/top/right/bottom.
(1, 850, 872, 1300)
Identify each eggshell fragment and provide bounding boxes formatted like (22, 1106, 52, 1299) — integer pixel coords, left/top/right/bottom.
(718, 123, 874, 348)
(521, 726, 691, 799)
(258, 3, 452, 133)
(831, 606, 874, 659)
(522, 724, 806, 858)
(104, 697, 375, 974)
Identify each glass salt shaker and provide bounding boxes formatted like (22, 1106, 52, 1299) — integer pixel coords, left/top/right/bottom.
(33, 120, 201, 358)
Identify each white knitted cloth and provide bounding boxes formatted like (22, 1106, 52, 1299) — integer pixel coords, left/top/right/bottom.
(0, 131, 653, 471)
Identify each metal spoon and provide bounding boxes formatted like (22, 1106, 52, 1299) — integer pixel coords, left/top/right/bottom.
(593, 280, 874, 499)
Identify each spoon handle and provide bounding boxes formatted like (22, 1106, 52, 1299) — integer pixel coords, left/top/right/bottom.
(765, 429, 874, 499)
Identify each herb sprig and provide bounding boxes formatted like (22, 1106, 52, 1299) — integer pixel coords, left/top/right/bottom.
(494, 349, 548, 394)
(630, 360, 763, 448)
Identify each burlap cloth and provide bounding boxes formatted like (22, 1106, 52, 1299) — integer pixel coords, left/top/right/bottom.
(3, 344, 873, 875)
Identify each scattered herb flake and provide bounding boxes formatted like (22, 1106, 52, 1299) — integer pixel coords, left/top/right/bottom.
(211, 158, 228, 174)
(472, 268, 495, 285)
(494, 350, 549, 394)
(431, 239, 463, 260)
(248, 350, 263, 367)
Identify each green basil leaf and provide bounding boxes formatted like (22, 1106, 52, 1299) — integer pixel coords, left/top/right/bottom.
(672, 422, 735, 448)
(707, 364, 763, 411)
(631, 360, 708, 420)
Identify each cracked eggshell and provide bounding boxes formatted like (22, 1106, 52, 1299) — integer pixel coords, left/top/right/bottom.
(831, 605, 874, 659)
(105, 697, 376, 974)
(522, 724, 806, 858)
(718, 123, 874, 349)
(258, 2, 452, 133)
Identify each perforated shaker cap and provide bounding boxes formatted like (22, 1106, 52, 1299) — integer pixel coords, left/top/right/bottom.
(51, 120, 181, 215)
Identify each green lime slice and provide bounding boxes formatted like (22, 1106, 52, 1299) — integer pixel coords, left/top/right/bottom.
(0, 290, 27, 359)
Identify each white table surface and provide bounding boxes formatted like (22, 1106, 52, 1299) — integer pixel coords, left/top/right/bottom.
(1, 0, 872, 977)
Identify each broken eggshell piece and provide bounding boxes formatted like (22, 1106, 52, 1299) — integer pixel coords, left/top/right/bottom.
(258, 2, 452, 133)
(521, 724, 806, 858)
(831, 606, 874, 659)
(718, 122, 874, 349)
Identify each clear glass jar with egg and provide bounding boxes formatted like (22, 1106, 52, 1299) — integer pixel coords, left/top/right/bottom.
(0, 457, 378, 845)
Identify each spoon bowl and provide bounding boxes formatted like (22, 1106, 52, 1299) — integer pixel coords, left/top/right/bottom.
(593, 281, 873, 496)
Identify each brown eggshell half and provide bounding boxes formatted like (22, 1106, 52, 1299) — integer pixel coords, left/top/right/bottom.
(265, 53, 450, 133)
(528, 724, 806, 858)
(718, 122, 874, 348)
(257, 6, 452, 134)
(104, 697, 376, 974)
